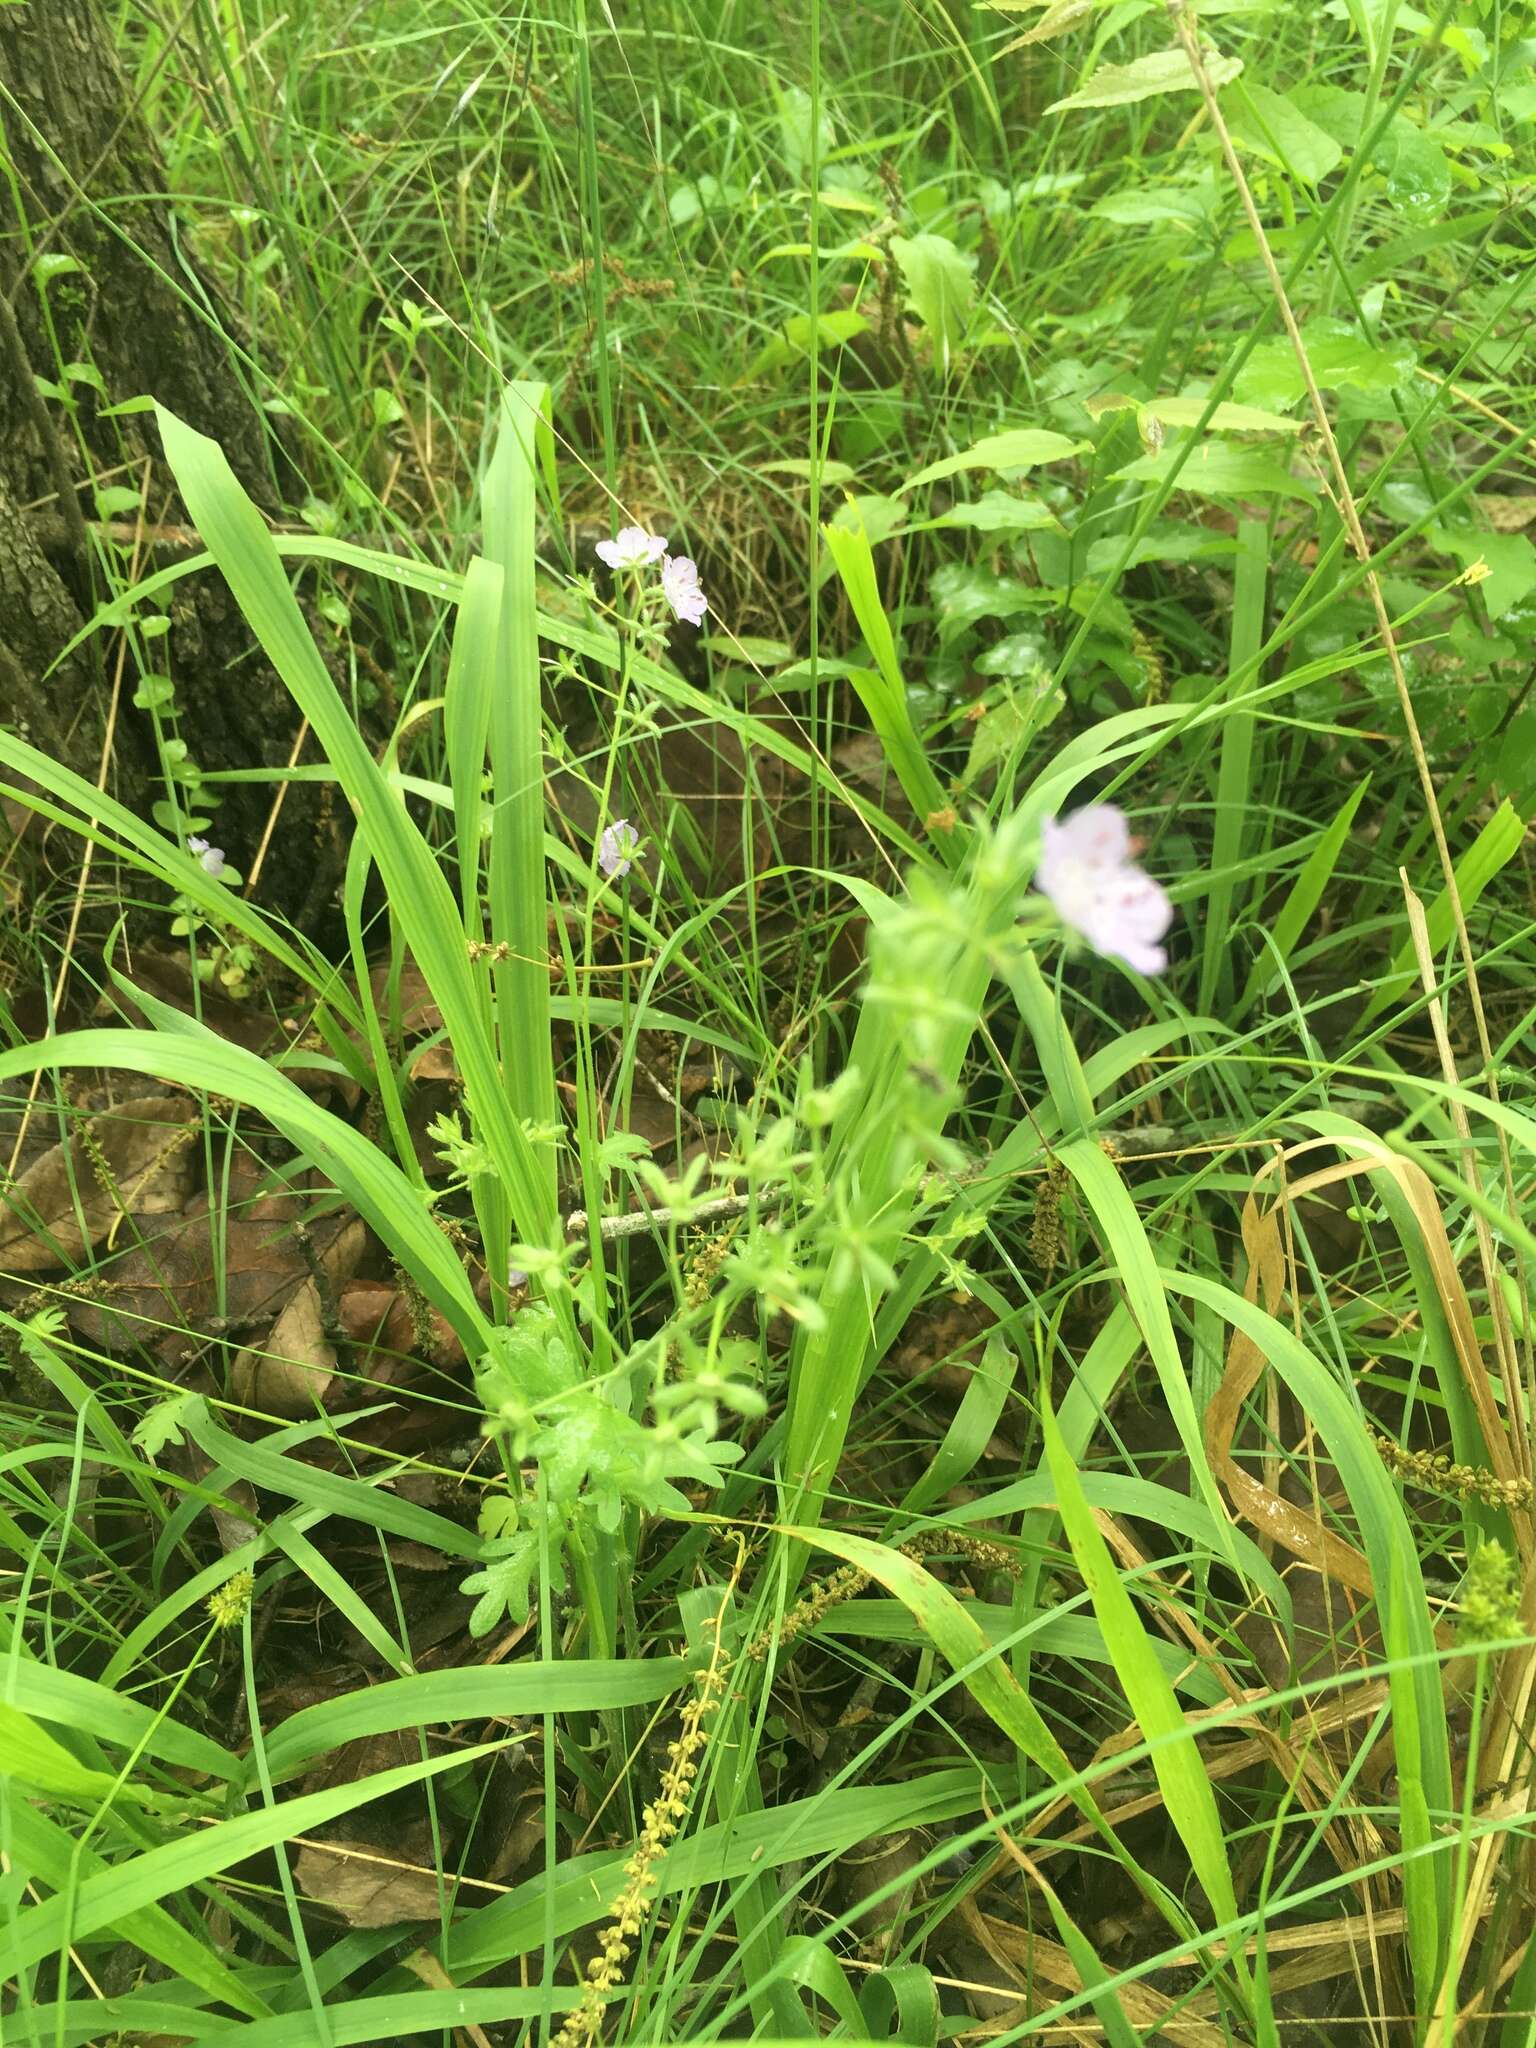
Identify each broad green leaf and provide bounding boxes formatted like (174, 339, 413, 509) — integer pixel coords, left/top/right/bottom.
(0, 1029, 492, 1357)
(260, 1657, 690, 1783)
(1426, 527, 1536, 620)
(1112, 441, 1316, 501)
(426, 1771, 984, 1992)
(890, 233, 974, 375)
(5, 1740, 510, 1983)
(184, 1403, 484, 1561)
(1047, 45, 1242, 115)
(1380, 115, 1452, 220)
(1235, 318, 1416, 408)
(0, 1665, 238, 1783)
(5, 1804, 269, 2021)
(1227, 81, 1343, 182)
(745, 308, 870, 379)
(756, 457, 859, 484)
(902, 428, 1086, 494)
(0, 1701, 144, 1804)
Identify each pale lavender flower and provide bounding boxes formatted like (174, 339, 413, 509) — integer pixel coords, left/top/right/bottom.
(597, 818, 642, 879)
(596, 525, 668, 572)
(187, 835, 227, 879)
(1034, 803, 1172, 974)
(660, 553, 708, 626)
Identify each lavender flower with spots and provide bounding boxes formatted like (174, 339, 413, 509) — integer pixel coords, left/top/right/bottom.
(660, 553, 708, 627)
(1033, 804, 1172, 974)
(187, 836, 227, 879)
(598, 818, 642, 880)
(596, 525, 667, 572)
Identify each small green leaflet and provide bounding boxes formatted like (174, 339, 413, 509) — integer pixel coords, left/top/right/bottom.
(133, 1390, 204, 1462)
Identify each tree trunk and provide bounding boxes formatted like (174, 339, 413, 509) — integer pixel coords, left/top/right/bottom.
(0, 0, 338, 931)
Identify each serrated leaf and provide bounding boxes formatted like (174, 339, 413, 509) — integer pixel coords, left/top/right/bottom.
(1112, 441, 1316, 501)
(1142, 396, 1303, 434)
(890, 233, 974, 376)
(925, 489, 1063, 534)
(901, 427, 1086, 494)
(460, 1530, 541, 1637)
(1047, 45, 1242, 116)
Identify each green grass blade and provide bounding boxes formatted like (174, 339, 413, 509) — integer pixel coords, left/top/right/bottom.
(821, 519, 957, 859)
(5, 1739, 509, 1985)
(2, 1800, 270, 2020)
(1237, 772, 1371, 1014)
(154, 406, 563, 1292)
(1201, 514, 1269, 1015)
(1039, 1389, 1246, 1993)
(442, 554, 504, 933)
(482, 381, 560, 1218)
(1362, 796, 1526, 1021)
(1055, 1139, 1235, 1561)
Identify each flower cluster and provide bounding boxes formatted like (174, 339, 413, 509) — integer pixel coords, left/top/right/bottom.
(187, 835, 226, 878)
(595, 524, 708, 627)
(1033, 803, 1172, 974)
(597, 818, 642, 879)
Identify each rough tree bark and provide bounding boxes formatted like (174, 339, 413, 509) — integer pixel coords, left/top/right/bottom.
(0, 0, 337, 929)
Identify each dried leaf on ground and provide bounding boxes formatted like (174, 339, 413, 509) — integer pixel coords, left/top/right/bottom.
(0, 1094, 199, 1273)
(62, 1196, 354, 1360)
(338, 1277, 466, 1373)
(295, 1728, 458, 1924)
(229, 1219, 367, 1414)
(294, 1833, 446, 1926)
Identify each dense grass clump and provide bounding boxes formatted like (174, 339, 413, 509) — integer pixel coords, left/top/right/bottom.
(3, 1, 1536, 2042)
